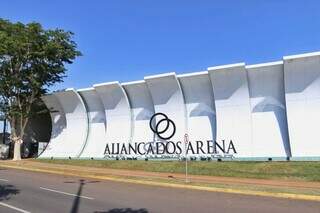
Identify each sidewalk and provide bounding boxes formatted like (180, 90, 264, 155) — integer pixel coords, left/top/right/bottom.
(1, 160, 320, 201)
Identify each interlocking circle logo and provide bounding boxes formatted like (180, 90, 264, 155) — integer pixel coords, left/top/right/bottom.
(149, 112, 176, 140)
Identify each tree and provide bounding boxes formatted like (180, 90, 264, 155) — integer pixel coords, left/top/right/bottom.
(0, 19, 81, 160)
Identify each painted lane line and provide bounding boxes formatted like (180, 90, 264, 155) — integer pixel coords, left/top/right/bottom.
(0, 178, 9, 182)
(39, 187, 94, 200)
(0, 202, 31, 213)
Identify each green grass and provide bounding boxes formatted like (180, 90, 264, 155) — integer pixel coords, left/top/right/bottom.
(34, 159, 320, 182)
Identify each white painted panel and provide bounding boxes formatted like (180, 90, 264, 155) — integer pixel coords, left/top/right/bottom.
(39, 94, 67, 158)
(39, 89, 89, 158)
(246, 62, 290, 158)
(208, 63, 252, 158)
(78, 88, 107, 158)
(145, 73, 186, 157)
(122, 81, 155, 143)
(56, 89, 89, 158)
(94, 82, 132, 156)
(284, 53, 320, 157)
(178, 72, 216, 157)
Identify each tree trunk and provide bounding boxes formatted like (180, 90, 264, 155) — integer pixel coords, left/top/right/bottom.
(13, 139, 22, 161)
(10, 118, 23, 161)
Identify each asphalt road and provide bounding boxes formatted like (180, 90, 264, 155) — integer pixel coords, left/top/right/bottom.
(0, 168, 319, 213)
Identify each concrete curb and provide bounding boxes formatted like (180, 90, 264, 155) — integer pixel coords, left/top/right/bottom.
(1, 164, 320, 202)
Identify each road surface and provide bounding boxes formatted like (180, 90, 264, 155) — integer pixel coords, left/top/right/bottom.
(0, 167, 319, 213)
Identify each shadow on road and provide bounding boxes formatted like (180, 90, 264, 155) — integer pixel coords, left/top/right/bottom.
(0, 184, 20, 201)
(94, 208, 148, 213)
(66, 179, 148, 213)
(66, 179, 100, 213)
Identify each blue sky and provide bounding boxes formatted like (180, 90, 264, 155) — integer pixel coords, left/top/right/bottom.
(1, 0, 320, 91)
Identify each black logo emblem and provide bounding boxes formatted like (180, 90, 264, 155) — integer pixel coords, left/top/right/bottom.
(149, 112, 176, 140)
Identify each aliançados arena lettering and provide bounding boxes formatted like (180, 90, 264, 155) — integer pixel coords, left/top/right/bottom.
(104, 140, 237, 156)
(104, 112, 237, 157)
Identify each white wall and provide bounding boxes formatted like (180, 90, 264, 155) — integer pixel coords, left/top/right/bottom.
(208, 63, 253, 158)
(40, 51, 320, 160)
(246, 62, 291, 158)
(284, 52, 320, 158)
(94, 82, 132, 157)
(39, 94, 66, 158)
(122, 80, 155, 144)
(40, 89, 88, 158)
(78, 88, 107, 158)
(145, 73, 186, 157)
(178, 71, 216, 157)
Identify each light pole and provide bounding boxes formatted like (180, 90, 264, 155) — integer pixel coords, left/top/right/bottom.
(184, 133, 189, 183)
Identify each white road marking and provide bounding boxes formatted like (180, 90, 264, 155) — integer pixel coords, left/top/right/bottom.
(39, 187, 94, 200)
(0, 178, 9, 182)
(0, 202, 31, 213)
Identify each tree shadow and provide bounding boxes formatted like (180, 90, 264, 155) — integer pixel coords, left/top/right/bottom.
(94, 208, 148, 213)
(0, 184, 20, 201)
(66, 179, 148, 213)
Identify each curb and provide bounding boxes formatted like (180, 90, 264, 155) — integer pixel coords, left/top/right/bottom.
(1, 164, 320, 202)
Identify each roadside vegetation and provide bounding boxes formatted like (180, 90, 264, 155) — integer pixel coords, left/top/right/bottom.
(0, 19, 81, 160)
(35, 159, 320, 182)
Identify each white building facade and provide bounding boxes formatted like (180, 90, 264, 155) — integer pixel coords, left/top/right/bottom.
(38, 51, 320, 161)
